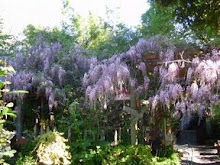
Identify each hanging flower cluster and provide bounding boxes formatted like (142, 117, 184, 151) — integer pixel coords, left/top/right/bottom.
(6, 38, 93, 111)
(83, 37, 176, 108)
(150, 47, 220, 129)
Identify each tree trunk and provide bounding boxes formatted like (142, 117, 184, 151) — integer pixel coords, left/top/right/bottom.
(15, 99, 22, 139)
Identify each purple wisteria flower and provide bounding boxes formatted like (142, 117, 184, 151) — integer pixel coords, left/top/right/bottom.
(138, 62, 146, 74)
(190, 82, 198, 99)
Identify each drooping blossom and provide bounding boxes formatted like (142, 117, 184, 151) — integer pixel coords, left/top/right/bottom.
(138, 62, 146, 74)
(186, 67, 193, 82)
(190, 82, 199, 99)
(167, 63, 179, 82)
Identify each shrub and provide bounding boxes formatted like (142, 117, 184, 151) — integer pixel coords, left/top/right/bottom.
(16, 153, 36, 165)
(102, 145, 153, 165)
(70, 143, 180, 165)
(34, 131, 71, 165)
(0, 60, 17, 164)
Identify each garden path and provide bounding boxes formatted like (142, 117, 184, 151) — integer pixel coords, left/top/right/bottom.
(175, 145, 220, 165)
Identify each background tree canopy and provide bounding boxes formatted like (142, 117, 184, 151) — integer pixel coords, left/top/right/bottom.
(0, 19, 13, 56)
(150, 0, 220, 44)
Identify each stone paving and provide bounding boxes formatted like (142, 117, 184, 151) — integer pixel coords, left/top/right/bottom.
(175, 145, 220, 165)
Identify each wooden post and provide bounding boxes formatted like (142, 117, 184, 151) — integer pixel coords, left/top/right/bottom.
(34, 125, 37, 137)
(130, 86, 138, 145)
(68, 128, 71, 142)
(34, 118, 39, 137)
(114, 130, 118, 145)
(119, 127, 122, 142)
(101, 129, 105, 140)
(40, 126, 43, 135)
(84, 130, 87, 140)
(46, 125, 50, 133)
(206, 118, 212, 137)
(15, 100, 22, 139)
(162, 117, 166, 141)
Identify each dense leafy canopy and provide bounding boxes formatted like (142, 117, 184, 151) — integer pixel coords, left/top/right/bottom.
(150, 0, 220, 43)
(141, 3, 176, 38)
(0, 20, 13, 56)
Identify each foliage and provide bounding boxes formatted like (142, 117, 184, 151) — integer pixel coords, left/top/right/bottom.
(71, 143, 180, 165)
(210, 100, 220, 141)
(150, 0, 220, 43)
(0, 60, 17, 165)
(96, 23, 139, 59)
(34, 131, 71, 165)
(140, 2, 196, 47)
(57, 99, 109, 146)
(102, 145, 153, 165)
(23, 25, 75, 54)
(62, 4, 138, 58)
(0, 20, 13, 56)
(16, 153, 36, 165)
(15, 134, 36, 164)
(140, 3, 176, 38)
(70, 139, 107, 164)
(57, 100, 85, 140)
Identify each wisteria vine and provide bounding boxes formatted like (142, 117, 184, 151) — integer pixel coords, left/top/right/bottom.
(83, 36, 220, 129)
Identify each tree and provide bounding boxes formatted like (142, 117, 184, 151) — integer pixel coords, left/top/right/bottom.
(140, 3, 176, 38)
(61, 1, 138, 59)
(0, 19, 13, 56)
(140, 2, 197, 47)
(23, 25, 75, 54)
(150, 0, 220, 43)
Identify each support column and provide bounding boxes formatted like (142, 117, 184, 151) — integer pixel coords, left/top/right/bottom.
(15, 99, 22, 139)
(130, 86, 138, 145)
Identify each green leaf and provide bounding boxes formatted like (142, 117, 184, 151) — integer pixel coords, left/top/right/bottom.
(2, 107, 9, 115)
(0, 70, 6, 76)
(0, 119, 6, 124)
(5, 112, 16, 118)
(6, 102, 13, 108)
(0, 81, 4, 89)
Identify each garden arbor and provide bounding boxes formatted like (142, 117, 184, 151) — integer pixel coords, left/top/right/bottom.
(84, 36, 220, 145)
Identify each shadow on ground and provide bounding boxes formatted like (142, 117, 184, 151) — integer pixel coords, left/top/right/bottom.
(176, 145, 220, 165)
(182, 160, 220, 165)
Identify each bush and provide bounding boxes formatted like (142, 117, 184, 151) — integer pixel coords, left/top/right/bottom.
(70, 143, 181, 165)
(0, 60, 17, 165)
(210, 101, 220, 141)
(70, 139, 108, 164)
(15, 138, 36, 165)
(16, 153, 36, 165)
(102, 145, 153, 165)
(34, 131, 71, 165)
